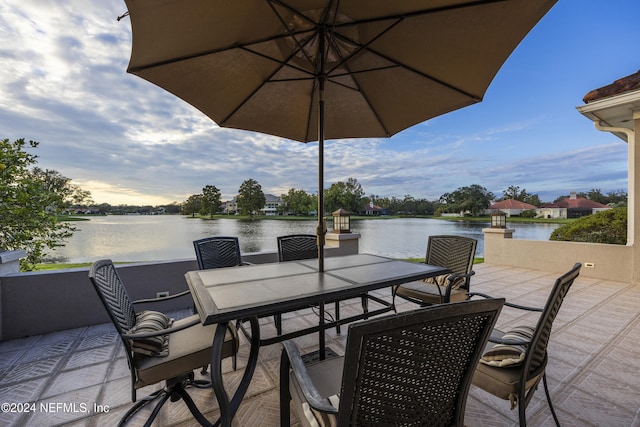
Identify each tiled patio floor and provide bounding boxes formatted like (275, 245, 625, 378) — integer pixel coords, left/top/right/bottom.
(1, 263, 639, 426)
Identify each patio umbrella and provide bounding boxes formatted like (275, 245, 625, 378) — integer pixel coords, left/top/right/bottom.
(122, 0, 556, 271)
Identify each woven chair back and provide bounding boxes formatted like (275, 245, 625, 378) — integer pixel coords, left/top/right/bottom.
(338, 298, 503, 426)
(193, 236, 243, 269)
(89, 259, 137, 342)
(277, 234, 318, 262)
(526, 262, 581, 377)
(426, 235, 477, 277)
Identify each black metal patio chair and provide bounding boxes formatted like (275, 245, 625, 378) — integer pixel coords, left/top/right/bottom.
(470, 262, 582, 426)
(280, 298, 504, 427)
(193, 236, 250, 269)
(394, 234, 477, 307)
(88, 259, 239, 426)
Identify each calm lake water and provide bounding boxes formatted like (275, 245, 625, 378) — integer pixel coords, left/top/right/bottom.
(46, 215, 560, 264)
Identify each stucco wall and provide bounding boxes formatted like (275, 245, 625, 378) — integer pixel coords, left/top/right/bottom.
(0, 246, 352, 341)
(0, 259, 200, 341)
(483, 229, 634, 282)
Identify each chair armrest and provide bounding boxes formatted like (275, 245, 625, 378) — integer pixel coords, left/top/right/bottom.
(281, 340, 338, 415)
(447, 270, 475, 282)
(440, 270, 475, 300)
(121, 316, 201, 339)
(132, 289, 192, 305)
(468, 292, 543, 312)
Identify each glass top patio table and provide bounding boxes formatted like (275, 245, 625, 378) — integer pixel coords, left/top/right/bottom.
(186, 253, 449, 325)
(184, 254, 449, 427)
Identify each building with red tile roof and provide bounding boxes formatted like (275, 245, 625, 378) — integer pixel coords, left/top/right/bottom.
(539, 192, 610, 218)
(487, 199, 537, 217)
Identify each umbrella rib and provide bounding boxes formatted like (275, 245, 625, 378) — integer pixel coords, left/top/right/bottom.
(325, 14, 403, 77)
(326, 16, 482, 102)
(330, 0, 508, 29)
(238, 45, 316, 79)
(366, 46, 482, 102)
(127, 0, 506, 85)
(266, 0, 319, 72)
(218, 44, 315, 127)
(220, 2, 325, 127)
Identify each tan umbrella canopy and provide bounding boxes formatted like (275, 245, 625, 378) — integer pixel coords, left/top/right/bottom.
(123, 0, 556, 270)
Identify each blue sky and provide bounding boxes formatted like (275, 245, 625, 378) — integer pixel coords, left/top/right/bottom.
(1, 1, 638, 206)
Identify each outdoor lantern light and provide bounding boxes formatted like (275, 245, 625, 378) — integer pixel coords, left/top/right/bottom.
(491, 210, 507, 228)
(332, 208, 351, 233)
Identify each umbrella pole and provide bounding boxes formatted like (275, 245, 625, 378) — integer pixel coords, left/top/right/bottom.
(316, 74, 326, 272)
(316, 25, 328, 273)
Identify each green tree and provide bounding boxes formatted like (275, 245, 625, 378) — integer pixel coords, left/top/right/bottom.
(237, 178, 265, 217)
(200, 185, 221, 218)
(501, 185, 541, 206)
(586, 188, 627, 206)
(550, 207, 626, 244)
(182, 194, 202, 217)
(585, 188, 607, 204)
(325, 177, 365, 213)
(502, 185, 527, 201)
(162, 202, 182, 214)
(282, 188, 314, 215)
(522, 193, 541, 206)
(0, 138, 76, 270)
(605, 189, 628, 207)
(439, 184, 494, 216)
(30, 167, 93, 209)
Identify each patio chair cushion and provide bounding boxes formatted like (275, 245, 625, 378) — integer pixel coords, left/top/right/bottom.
(289, 356, 343, 427)
(424, 273, 466, 290)
(480, 326, 534, 367)
(473, 362, 543, 404)
(302, 395, 340, 427)
(395, 279, 469, 303)
(135, 315, 237, 388)
(127, 310, 173, 357)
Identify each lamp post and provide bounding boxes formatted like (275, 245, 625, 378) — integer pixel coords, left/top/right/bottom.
(332, 208, 351, 234)
(490, 210, 507, 228)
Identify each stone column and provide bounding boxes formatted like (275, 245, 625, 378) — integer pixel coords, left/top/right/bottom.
(0, 250, 26, 341)
(482, 228, 514, 264)
(325, 232, 361, 256)
(0, 250, 26, 276)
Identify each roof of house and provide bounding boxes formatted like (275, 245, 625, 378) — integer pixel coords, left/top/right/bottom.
(364, 204, 387, 211)
(264, 193, 282, 202)
(583, 69, 640, 103)
(554, 196, 609, 209)
(489, 199, 537, 210)
(540, 194, 609, 209)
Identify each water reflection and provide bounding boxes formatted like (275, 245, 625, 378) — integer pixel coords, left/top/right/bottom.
(47, 216, 560, 263)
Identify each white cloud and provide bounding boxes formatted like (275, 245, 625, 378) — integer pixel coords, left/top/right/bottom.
(0, 0, 636, 207)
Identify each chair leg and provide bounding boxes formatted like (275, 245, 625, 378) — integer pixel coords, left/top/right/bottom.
(118, 389, 164, 427)
(119, 373, 213, 427)
(390, 287, 398, 312)
(280, 348, 292, 427)
(275, 314, 282, 335)
(173, 387, 212, 426)
(361, 294, 369, 318)
(143, 392, 172, 427)
(543, 373, 561, 427)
